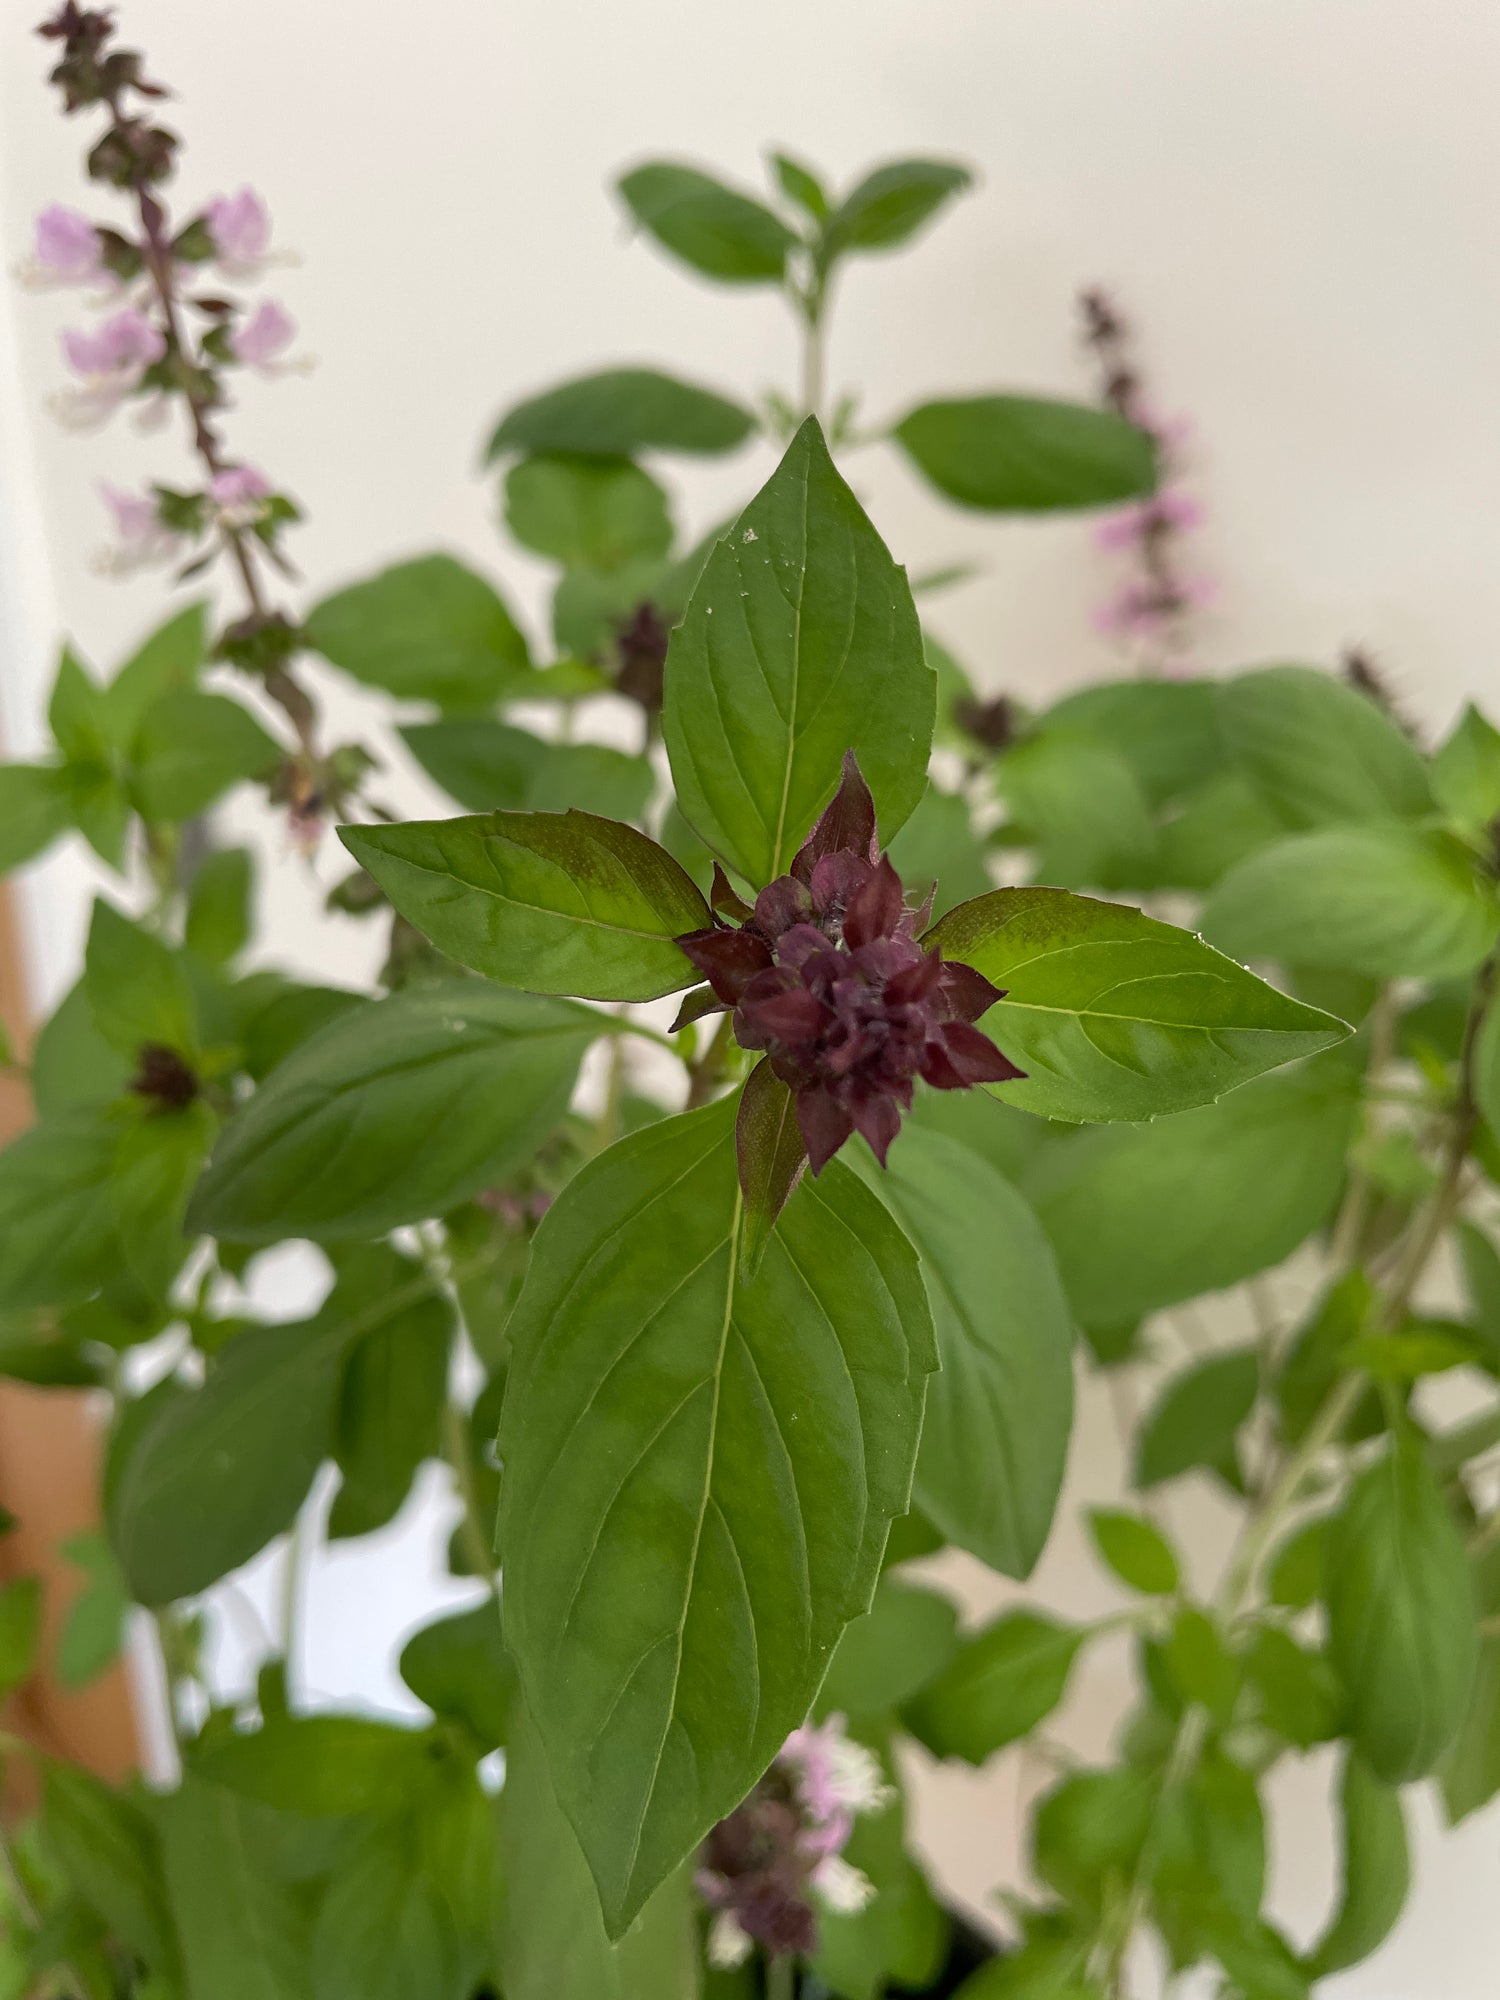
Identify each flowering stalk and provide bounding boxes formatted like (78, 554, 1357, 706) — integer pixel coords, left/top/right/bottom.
(1080, 286, 1211, 674)
(34, 5, 320, 769)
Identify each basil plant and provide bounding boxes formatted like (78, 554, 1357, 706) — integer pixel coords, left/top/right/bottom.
(4, 11, 1500, 2000)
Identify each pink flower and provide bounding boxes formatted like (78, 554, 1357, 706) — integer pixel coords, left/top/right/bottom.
(1093, 572, 1216, 644)
(94, 481, 181, 576)
(206, 187, 273, 278)
(230, 299, 297, 371)
(54, 307, 165, 428)
(209, 463, 272, 520)
(22, 205, 103, 289)
(1093, 486, 1204, 553)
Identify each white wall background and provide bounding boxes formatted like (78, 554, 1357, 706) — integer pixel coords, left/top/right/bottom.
(3, 2, 1500, 1993)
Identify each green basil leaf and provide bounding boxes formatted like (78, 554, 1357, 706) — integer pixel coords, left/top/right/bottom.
(399, 1601, 517, 1751)
(129, 689, 280, 822)
(185, 847, 254, 967)
(0, 1575, 42, 1698)
(735, 1059, 807, 1278)
(1201, 824, 1500, 980)
(400, 720, 654, 824)
(49, 645, 113, 763)
(101, 601, 207, 740)
(55, 1532, 129, 1688)
(1432, 702, 1500, 838)
(1087, 1509, 1179, 1595)
(1218, 665, 1431, 828)
(157, 1776, 314, 2000)
(194, 1715, 436, 1817)
(1440, 1550, 1500, 1825)
(1241, 1626, 1342, 1749)
(925, 886, 1349, 1124)
(486, 365, 756, 461)
(822, 158, 971, 255)
(310, 1765, 497, 2000)
(892, 397, 1156, 513)
(1027, 1063, 1358, 1327)
(1164, 1606, 1239, 1720)
(852, 1125, 1072, 1578)
(1032, 1767, 1154, 1914)
(84, 898, 198, 1061)
(1307, 1752, 1409, 1976)
(341, 812, 708, 1002)
(0, 764, 74, 872)
(109, 1247, 437, 1602)
(1135, 1350, 1259, 1494)
(1266, 1516, 1327, 1612)
(328, 1284, 453, 1539)
(65, 757, 132, 871)
(1037, 678, 1227, 808)
(504, 453, 673, 569)
(1155, 772, 1290, 892)
(617, 161, 796, 283)
(30, 980, 131, 1115)
(306, 555, 532, 710)
(498, 1096, 934, 1935)
(903, 1612, 1085, 1765)
(817, 1577, 959, 1720)
(771, 152, 829, 221)
(996, 731, 1159, 889)
(499, 1697, 696, 2000)
(663, 417, 933, 885)
(0, 1114, 124, 1310)
(112, 1099, 215, 1299)
(191, 985, 596, 1242)
(43, 1763, 179, 1976)
(1325, 1433, 1477, 1782)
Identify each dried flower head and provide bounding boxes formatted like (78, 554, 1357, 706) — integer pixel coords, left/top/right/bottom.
(678, 752, 1021, 1174)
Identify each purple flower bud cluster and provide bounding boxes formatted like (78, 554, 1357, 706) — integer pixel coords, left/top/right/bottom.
(678, 754, 1022, 1175)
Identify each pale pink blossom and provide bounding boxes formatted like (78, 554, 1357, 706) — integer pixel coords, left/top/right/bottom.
(206, 187, 274, 278)
(1093, 486, 1204, 554)
(230, 299, 297, 371)
(781, 1714, 892, 1827)
(94, 481, 181, 576)
(53, 307, 165, 427)
(20, 205, 104, 289)
(209, 463, 272, 524)
(811, 1853, 875, 1915)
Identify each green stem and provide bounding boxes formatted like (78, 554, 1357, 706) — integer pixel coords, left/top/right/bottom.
(765, 1952, 796, 2000)
(444, 1400, 500, 1601)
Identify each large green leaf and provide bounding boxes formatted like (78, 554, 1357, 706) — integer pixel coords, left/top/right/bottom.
(1217, 666, 1432, 829)
(822, 158, 972, 255)
(852, 1125, 1072, 1577)
(497, 1096, 935, 1935)
(157, 1778, 313, 2000)
(499, 1698, 699, 2000)
(129, 690, 280, 822)
(1037, 679, 1227, 808)
(1201, 824, 1500, 980)
(487, 367, 754, 461)
(329, 1285, 453, 1537)
(194, 1715, 437, 1817)
(305, 555, 531, 710)
(905, 1612, 1085, 1765)
(1026, 1062, 1358, 1327)
(43, 1764, 179, 1976)
(400, 1601, 518, 1751)
(892, 397, 1156, 513)
(924, 887, 1349, 1124)
(1306, 1752, 1409, 1977)
(1324, 1434, 1477, 1783)
(84, 897, 197, 1060)
(662, 418, 933, 885)
(617, 161, 796, 282)
(400, 720, 653, 824)
(341, 812, 708, 1001)
(0, 1115, 123, 1310)
(109, 1249, 438, 1602)
(1431, 703, 1500, 839)
(101, 602, 207, 739)
(995, 731, 1159, 890)
(504, 454, 672, 570)
(0, 763, 74, 872)
(816, 1578, 958, 1720)
(1135, 1350, 1259, 1494)
(190, 985, 596, 1242)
